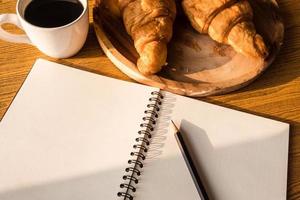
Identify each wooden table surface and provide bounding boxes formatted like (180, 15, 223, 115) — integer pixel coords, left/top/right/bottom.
(0, 0, 299, 199)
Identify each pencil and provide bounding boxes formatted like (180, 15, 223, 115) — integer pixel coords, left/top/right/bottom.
(171, 120, 210, 200)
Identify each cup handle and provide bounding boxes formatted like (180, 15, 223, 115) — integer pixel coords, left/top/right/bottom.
(0, 13, 31, 44)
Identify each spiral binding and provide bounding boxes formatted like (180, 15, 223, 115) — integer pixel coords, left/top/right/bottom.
(117, 91, 163, 200)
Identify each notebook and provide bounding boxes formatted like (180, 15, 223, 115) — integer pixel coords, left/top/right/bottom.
(0, 59, 289, 200)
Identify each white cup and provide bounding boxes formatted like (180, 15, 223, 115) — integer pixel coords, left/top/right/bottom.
(0, 0, 89, 58)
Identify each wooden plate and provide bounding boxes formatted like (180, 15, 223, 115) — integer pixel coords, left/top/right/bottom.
(93, 0, 284, 96)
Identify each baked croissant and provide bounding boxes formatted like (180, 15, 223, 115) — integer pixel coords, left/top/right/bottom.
(182, 0, 268, 59)
(118, 0, 176, 75)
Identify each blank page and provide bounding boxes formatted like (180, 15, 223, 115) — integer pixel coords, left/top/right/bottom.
(141, 91, 289, 200)
(0, 59, 159, 200)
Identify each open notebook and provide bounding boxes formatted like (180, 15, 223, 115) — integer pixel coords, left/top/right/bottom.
(0, 59, 289, 200)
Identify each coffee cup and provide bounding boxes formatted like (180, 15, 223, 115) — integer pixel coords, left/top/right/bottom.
(0, 0, 89, 58)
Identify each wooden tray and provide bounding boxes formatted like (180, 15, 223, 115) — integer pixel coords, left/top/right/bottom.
(93, 0, 284, 97)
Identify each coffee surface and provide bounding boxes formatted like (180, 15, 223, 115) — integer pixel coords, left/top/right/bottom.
(24, 0, 84, 28)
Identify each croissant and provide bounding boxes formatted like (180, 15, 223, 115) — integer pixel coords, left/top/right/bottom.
(104, 0, 121, 17)
(118, 0, 176, 75)
(182, 0, 268, 59)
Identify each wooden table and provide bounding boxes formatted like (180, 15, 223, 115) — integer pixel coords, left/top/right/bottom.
(0, 0, 299, 199)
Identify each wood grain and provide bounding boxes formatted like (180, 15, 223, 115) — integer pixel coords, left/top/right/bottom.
(93, 0, 284, 97)
(0, 0, 299, 199)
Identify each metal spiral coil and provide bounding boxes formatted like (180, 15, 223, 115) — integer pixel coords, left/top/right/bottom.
(138, 130, 152, 138)
(123, 175, 139, 184)
(147, 104, 160, 111)
(151, 91, 164, 99)
(117, 91, 163, 200)
(135, 137, 150, 145)
(149, 97, 162, 105)
(125, 167, 141, 176)
(142, 116, 156, 124)
(120, 184, 136, 192)
(144, 110, 158, 118)
(128, 159, 143, 168)
(133, 144, 148, 152)
(130, 151, 146, 160)
(117, 192, 133, 200)
(140, 123, 154, 131)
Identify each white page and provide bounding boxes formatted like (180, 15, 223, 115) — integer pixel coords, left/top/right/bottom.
(0, 59, 160, 200)
(141, 91, 289, 200)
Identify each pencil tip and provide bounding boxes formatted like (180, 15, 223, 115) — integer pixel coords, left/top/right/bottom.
(171, 120, 179, 131)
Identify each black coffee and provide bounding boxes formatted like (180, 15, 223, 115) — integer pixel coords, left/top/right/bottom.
(24, 0, 84, 28)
